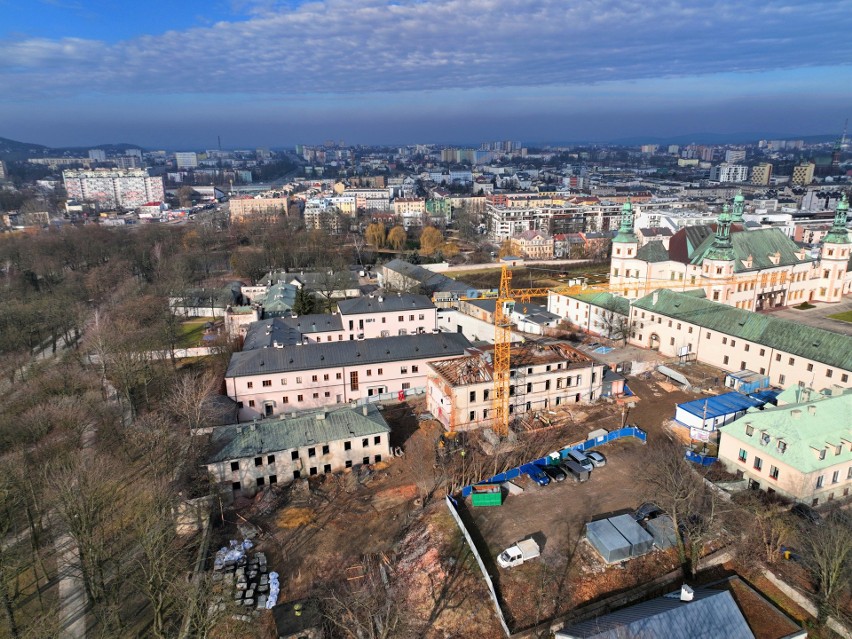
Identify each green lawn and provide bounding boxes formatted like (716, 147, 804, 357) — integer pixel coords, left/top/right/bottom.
(178, 317, 216, 348)
(827, 310, 852, 323)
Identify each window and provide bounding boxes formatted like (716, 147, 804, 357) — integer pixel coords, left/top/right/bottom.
(409, 315, 414, 321)
(336, 372, 342, 380)
(402, 382, 410, 390)
(744, 344, 749, 352)
(363, 457, 370, 465)
(309, 467, 317, 476)
(398, 316, 403, 321)
(350, 372, 359, 391)
(769, 466, 779, 480)
(753, 457, 762, 471)
(469, 390, 476, 402)
(237, 401, 244, 409)
(469, 410, 475, 420)
(760, 433, 770, 446)
(247, 381, 254, 389)
(483, 389, 490, 400)
(262, 380, 272, 387)
(324, 391, 330, 398)
(323, 374, 329, 381)
(308, 447, 316, 458)
(296, 376, 302, 384)
(670, 338, 675, 346)
(831, 470, 840, 484)
(807, 363, 813, 372)
(230, 461, 239, 471)
(722, 337, 728, 345)
(267, 455, 275, 464)
(283, 396, 289, 404)
(738, 449, 747, 462)
(291, 450, 299, 461)
(313, 392, 319, 399)
(248, 400, 255, 407)
(269, 475, 277, 484)
(366, 369, 372, 377)
(819, 449, 826, 460)
(760, 349, 765, 356)
(816, 475, 824, 488)
(375, 454, 382, 463)
(545, 380, 550, 390)
(788, 357, 794, 365)
(412, 365, 418, 373)
(362, 438, 368, 447)
(374, 436, 381, 445)
(419, 314, 424, 320)
(775, 354, 781, 362)
(254, 457, 263, 467)
(731, 340, 736, 347)
(779, 375, 785, 385)
(826, 369, 833, 378)
(322, 445, 330, 455)
(377, 368, 383, 375)
(344, 441, 352, 451)
(723, 356, 729, 365)
(323, 464, 332, 473)
(232, 481, 241, 491)
(256, 477, 265, 487)
(345, 460, 352, 468)
(843, 374, 849, 383)
(400, 366, 408, 374)
(777, 441, 786, 454)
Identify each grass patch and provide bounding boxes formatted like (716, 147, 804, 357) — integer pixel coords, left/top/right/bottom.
(178, 317, 216, 347)
(827, 310, 852, 323)
(793, 302, 815, 310)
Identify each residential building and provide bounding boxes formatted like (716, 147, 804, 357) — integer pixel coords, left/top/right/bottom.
(718, 385, 852, 505)
(427, 342, 606, 431)
(750, 163, 773, 186)
(87, 149, 106, 162)
(0, 160, 5, 180)
(377, 259, 471, 303)
(393, 197, 426, 218)
(510, 230, 555, 259)
(206, 404, 391, 497)
(337, 294, 437, 338)
(62, 168, 165, 210)
(229, 196, 290, 221)
(547, 291, 631, 339)
(609, 195, 852, 307)
(709, 163, 749, 183)
(627, 288, 852, 389)
(175, 152, 198, 168)
(724, 149, 746, 163)
(791, 162, 815, 185)
(225, 332, 472, 420)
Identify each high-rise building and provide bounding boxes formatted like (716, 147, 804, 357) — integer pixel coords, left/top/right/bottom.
(725, 149, 746, 163)
(88, 149, 106, 162)
(175, 152, 198, 169)
(0, 160, 6, 180)
(791, 162, 815, 186)
(709, 163, 749, 183)
(62, 168, 165, 210)
(750, 163, 773, 186)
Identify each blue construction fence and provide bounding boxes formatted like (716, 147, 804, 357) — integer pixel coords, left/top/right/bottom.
(460, 426, 647, 498)
(685, 450, 718, 466)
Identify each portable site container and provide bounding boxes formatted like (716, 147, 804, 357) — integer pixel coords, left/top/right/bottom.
(608, 514, 654, 556)
(585, 519, 632, 563)
(470, 484, 503, 507)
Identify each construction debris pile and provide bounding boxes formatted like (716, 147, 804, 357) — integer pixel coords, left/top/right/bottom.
(212, 539, 278, 610)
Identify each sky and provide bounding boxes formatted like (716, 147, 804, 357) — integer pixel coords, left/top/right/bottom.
(0, 0, 851, 149)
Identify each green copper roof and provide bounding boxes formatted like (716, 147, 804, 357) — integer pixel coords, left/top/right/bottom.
(719, 387, 852, 475)
(703, 205, 735, 261)
(731, 191, 745, 223)
(632, 289, 852, 371)
(690, 228, 812, 272)
(824, 193, 850, 244)
(636, 241, 670, 263)
(613, 199, 638, 244)
(568, 291, 631, 316)
(207, 404, 390, 463)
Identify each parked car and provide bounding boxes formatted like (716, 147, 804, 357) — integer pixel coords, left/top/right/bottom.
(559, 460, 590, 482)
(539, 464, 566, 482)
(790, 503, 821, 525)
(586, 451, 607, 468)
(634, 502, 664, 522)
(565, 449, 594, 473)
(527, 467, 551, 486)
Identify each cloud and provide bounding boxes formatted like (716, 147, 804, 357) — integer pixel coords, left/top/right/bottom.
(1, 0, 851, 100)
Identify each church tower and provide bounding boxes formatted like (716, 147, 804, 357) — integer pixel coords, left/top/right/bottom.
(731, 191, 745, 224)
(610, 199, 641, 297)
(701, 205, 737, 304)
(817, 194, 851, 302)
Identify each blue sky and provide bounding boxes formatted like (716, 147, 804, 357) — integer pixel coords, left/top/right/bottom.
(0, 0, 851, 148)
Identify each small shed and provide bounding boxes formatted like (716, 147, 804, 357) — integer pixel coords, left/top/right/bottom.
(470, 484, 503, 507)
(725, 370, 770, 394)
(643, 515, 678, 550)
(674, 392, 765, 432)
(586, 519, 632, 563)
(608, 514, 654, 557)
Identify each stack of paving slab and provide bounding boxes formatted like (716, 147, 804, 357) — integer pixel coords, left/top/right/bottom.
(212, 540, 271, 610)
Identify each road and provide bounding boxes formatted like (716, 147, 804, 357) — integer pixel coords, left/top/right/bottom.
(428, 259, 593, 274)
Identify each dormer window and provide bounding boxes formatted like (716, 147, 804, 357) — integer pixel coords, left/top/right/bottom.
(745, 424, 754, 437)
(760, 432, 770, 446)
(818, 449, 826, 461)
(777, 441, 787, 454)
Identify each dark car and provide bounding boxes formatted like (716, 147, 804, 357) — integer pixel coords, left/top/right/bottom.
(634, 502, 664, 522)
(790, 503, 821, 525)
(538, 464, 566, 482)
(527, 467, 551, 486)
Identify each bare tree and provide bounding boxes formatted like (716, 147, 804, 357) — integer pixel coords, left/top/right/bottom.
(798, 511, 852, 622)
(167, 369, 221, 436)
(320, 566, 408, 639)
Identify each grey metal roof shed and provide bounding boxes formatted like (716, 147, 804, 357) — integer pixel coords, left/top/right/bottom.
(585, 520, 632, 564)
(644, 515, 678, 550)
(608, 514, 654, 557)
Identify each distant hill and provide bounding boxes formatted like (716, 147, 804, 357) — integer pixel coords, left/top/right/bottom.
(57, 142, 144, 154)
(600, 132, 838, 146)
(0, 136, 49, 155)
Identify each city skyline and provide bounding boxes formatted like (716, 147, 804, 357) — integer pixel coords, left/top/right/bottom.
(1, 0, 851, 147)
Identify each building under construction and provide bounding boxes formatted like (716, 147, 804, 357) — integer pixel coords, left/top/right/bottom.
(426, 342, 609, 432)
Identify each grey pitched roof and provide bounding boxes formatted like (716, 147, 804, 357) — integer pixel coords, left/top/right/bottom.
(207, 404, 390, 463)
(556, 588, 753, 639)
(242, 315, 344, 351)
(382, 259, 471, 293)
(226, 332, 472, 377)
(337, 294, 435, 314)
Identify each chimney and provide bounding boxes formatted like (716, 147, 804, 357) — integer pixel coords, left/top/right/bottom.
(807, 405, 816, 415)
(316, 411, 327, 421)
(791, 409, 802, 419)
(680, 585, 694, 602)
(652, 291, 659, 305)
(362, 405, 369, 416)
